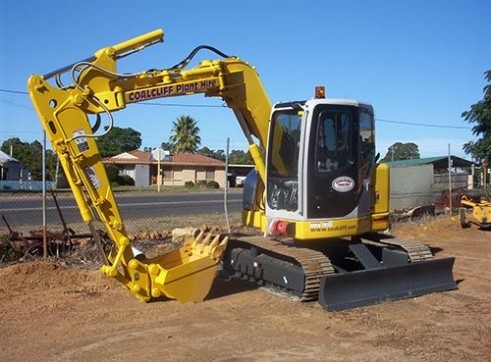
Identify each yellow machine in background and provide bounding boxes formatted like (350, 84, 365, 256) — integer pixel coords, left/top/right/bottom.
(28, 29, 456, 311)
(460, 195, 491, 229)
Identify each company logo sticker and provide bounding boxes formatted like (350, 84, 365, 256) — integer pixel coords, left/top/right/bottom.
(332, 176, 355, 192)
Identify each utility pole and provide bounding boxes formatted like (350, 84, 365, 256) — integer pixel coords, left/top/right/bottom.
(157, 148, 161, 192)
(483, 160, 488, 196)
(152, 147, 164, 192)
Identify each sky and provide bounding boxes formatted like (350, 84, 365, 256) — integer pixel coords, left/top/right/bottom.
(1, 0, 490, 160)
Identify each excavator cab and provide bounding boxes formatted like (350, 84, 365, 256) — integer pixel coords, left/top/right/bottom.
(264, 99, 381, 239)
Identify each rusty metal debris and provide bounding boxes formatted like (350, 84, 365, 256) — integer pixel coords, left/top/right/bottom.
(1, 191, 94, 262)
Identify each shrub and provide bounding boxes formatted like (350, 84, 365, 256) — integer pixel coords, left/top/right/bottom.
(104, 164, 120, 182)
(184, 181, 195, 188)
(206, 180, 219, 189)
(0, 236, 21, 263)
(115, 175, 135, 186)
(196, 180, 208, 187)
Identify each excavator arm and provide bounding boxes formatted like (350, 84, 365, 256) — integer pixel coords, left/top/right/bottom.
(27, 29, 271, 302)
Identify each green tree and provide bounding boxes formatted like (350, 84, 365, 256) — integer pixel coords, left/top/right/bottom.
(160, 142, 173, 151)
(169, 115, 201, 153)
(462, 69, 491, 163)
(229, 149, 253, 164)
(381, 142, 420, 162)
(96, 127, 142, 158)
(1, 138, 57, 181)
(144, 142, 172, 153)
(197, 147, 226, 161)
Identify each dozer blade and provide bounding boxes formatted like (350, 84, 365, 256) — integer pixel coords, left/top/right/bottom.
(318, 257, 456, 311)
(148, 232, 228, 303)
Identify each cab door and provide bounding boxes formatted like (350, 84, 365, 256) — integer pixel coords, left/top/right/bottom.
(306, 104, 374, 219)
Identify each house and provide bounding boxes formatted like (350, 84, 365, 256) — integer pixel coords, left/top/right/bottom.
(104, 150, 227, 188)
(0, 150, 29, 181)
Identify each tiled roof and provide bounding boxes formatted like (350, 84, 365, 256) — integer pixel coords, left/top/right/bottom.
(104, 150, 225, 167)
(170, 153, 225, 166)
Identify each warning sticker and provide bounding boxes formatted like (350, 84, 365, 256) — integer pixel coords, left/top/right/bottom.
(85, 166, 101, 189)
(73, 129, 89, 153)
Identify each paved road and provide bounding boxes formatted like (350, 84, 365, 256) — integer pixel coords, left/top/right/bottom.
(0, 190, 243, 231)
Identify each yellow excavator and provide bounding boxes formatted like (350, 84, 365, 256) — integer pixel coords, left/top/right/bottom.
(28, 29, 456, 311)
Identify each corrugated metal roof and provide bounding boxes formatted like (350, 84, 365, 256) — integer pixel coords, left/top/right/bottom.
(0, 150, 21, 165)
(385, 156, 476, 169)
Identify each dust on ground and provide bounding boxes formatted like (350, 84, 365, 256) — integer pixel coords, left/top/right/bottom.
(1, 215, 490, 362)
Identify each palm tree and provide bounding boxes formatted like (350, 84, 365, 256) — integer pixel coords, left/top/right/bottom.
(169, 115, 201, 153)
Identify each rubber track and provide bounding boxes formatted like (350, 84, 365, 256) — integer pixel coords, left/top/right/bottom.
(236, 235, 335, 301)
(373, 238, 434, 262)
(231, 236, 432, 301)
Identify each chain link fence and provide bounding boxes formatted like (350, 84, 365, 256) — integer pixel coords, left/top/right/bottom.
(2, 160, 487, 263)
(0, 184, 244, 239)
(1, 168, 485, 237)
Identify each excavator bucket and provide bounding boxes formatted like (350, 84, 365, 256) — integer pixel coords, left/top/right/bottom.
(147, 232, 228, 303)
(318, 257, 457, 311)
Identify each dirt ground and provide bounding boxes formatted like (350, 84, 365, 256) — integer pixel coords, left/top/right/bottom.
(1, 215, 490, 362)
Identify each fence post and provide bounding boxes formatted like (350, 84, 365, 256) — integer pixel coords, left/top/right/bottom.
(447, 145, 452, 213)
(42, 132, 47, 259)
(224, 138, 231, 233)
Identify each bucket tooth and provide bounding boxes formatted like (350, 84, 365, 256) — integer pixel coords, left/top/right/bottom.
(201, 233, 213, 246)
(209, 234, 221, 248)
(195, 230, 205, 242)
(143, 233, 228, 303)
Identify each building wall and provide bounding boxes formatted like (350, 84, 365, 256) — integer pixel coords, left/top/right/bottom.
(214, 169, 226, 188)
(119, 165, 136, 180)
(134, 164, 150, 187)
(111, 162, 225, 188)
(182, 168, 195, 183)
(161, 165, 226, 187)
(1, 161, 29, 181)
(390, 164, 434, 211)
(433, 173, 470, 191)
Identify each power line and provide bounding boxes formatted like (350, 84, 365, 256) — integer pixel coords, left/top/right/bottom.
(376, 118, 471, 130)
(0, 98, 33, 110)
(0, 88, 223, 109)
(138, 102, 224, 109)
(0, 87, 473, 130)
(0, 88, 28, 95)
